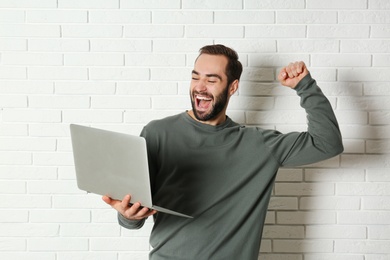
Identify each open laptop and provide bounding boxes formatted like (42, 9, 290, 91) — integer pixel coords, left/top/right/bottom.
(70, 124, 192, 218)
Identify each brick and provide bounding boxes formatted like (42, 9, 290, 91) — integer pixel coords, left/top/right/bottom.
(0, 0, 56, 8)
(335, 240, 390, 254)
(0, 238, 26, 251)
(28, 180, 80, 194)
(121, 0, 180, 9)
(337, 183, 390, 196)
(30, 209, 90, 223)
(182, 0, 242, 9)
(0, 24, 60, 37)
(124, 25, 184, 38)
(117, 82, 177, 95)
(2, 52, 63, 66)
(91, 96, 151, 109)
(308, 25, 370, 38)
(58, 252, 117, 260)
(0, 181, 25, 194)
(241, 68, 275, 81)
(0, 210, 28, 223)
(334, 111, 368, 124)
(307, 226, 366, 239)
(306, 254, 364, 260)
(154, 11, 213, 24)
(2, 109, 61, 123)
(125, 110, 181, 124)
(0, 38, 26, 51)
(268, 197, 298, 210)
(0, 95, 27, 108)
(249, 54, 309, 67)
(369, 225, 390, 239)
(370, 0, 390, 9)
(274, 239, 334, 252)
(371, 25, 390, 38)
(62, 25, 123, 38)
(63, 110, 123, 123)
(0, 223, 59, 237)
(0, 253, 55, 260)
(55, 81, 116, 95)
(0, 151, 31, 165)
(0, 137, 56, 151)
(186, 25, 244, 38)
(91, 39, 152, 52)
(278, 39, 339, 53)
(65, 53, 123, 66)
(33, 152, 74, 166)
(58, 0, 119, 9)
(275, 183, 335, 196)
(305, 168, 365, 182)
(373, 54, 390, 66)
(153, 39, 213, 52)
(215, 11, 274, 24)
(363, 196, 390, 210)
(29, 238, 89, 251)
(275, 169, 303, 182)
(339, 69, 390, 82)
(28, 67, 88, 80)
(364, 82, 390, 96)
(89, 68, 149, 81)
(0, 124, 28, 136)
(125, 53, 185, 67)
(60, 224, 120, 237)
(366, 169, 390, 182)
(26, 10, 88, 23)
(262, 225, 304, 238)
(52, 195, 107, 209)
(90, 237, 149, 251)
(151, 68, 190, 81)
(246, 25, 306, 38)
(277, 11, 337, 24)
(307, 0, 367, 9)
(312, 54, 372, 67)
(90, 10, 151, 23)
(0, 10, 24, 23)
(216, 39, 277, 53)
(0, 166, 56, 180)
(341, 154, 390, 168)
(300, 196, 361, 210)
(29, 96, 89, 109)
(339, 11, 390, 24)
(341, 39, 390, 53)
(0, 195, 51, 208)
(245, 0, 304, 9)
(366, 140, 390, 153)
(0, 67, 27, 79)
(28, 39, 89, 52)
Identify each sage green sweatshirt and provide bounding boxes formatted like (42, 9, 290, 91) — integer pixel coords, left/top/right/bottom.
(118, 74, 343, 260)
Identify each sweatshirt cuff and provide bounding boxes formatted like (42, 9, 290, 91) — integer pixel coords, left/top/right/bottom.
(294, 73, 314, 93)
(118, 213, 145, 230)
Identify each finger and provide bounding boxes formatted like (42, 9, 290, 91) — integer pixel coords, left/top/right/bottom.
(278, 68, 288, 82)
(120, 194, 131, 209)
(285, 64, 295, 78)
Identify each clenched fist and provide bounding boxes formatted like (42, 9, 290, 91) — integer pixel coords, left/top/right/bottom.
(278, 61, 309, 89)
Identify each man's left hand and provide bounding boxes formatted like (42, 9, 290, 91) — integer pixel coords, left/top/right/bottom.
(278, 61, 309, 89)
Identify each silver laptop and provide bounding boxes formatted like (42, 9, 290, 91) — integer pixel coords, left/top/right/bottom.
(70, 124, 192, 218)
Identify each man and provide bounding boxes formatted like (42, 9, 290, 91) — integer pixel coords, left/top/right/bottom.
(103, 44, 343, 259)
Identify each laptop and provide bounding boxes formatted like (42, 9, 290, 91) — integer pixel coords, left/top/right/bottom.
(70, 124, 192, 218)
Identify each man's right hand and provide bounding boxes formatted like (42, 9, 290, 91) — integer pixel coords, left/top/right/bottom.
(102, 194, 157, 220)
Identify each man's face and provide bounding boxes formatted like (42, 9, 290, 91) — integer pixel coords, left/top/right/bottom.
(190, 54, 231, 122)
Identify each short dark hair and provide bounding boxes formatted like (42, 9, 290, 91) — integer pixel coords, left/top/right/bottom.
(198, 44, 243, 85)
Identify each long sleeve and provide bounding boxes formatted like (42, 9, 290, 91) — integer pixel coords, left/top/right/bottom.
(262, 73, 344, 166)
(117, 212, 145, 230)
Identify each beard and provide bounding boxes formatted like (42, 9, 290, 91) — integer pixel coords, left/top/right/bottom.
(190, 84, 230, 122)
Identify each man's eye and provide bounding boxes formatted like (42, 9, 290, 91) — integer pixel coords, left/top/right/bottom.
(208, 81, 216, 83)
(192, 77, 199, 80)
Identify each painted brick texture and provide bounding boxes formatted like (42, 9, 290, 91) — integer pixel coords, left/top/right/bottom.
(0, 1, 389, 259)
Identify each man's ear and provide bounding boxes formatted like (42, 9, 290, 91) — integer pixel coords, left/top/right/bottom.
(229, 79, 239, 96)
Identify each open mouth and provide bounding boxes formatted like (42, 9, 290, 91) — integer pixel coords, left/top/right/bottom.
(195, 95, 213, 111)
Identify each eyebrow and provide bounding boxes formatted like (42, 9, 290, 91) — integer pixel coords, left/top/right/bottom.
(192, 70, 222, 81)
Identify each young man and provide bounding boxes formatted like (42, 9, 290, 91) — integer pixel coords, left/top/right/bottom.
(103, 44, 343, 259)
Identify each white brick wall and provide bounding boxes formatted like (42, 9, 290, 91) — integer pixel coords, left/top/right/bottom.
(0, 1, 389, 259)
